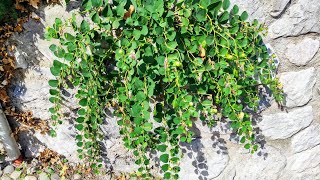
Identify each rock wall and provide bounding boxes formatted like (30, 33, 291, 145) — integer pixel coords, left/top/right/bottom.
(6, 0, 320, 179)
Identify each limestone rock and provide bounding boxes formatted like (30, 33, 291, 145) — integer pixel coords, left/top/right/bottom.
(3, 165, 14, 174)
(50, 173, 60, 180)
(217, 146, 286, 180)
(279, 68, 316, 108)
(270, 0, 290, 17)
(260, 106, 313, 140)
(34, 123, 79, 162)
(10, 170, 22, 180)
(25, 176, 38, 180)
(291, 124, 320, 153)
(289, 145, 320, 173)
(269, 0, 320, 39)
(179, 138, 229, 179)
(13, 49, 28, 69)
(39, 172, 50, 180)
(286, 38, 319, 66)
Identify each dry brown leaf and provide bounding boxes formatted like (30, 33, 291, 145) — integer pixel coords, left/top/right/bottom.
(29, 0, 40, 9)
(199, 45, 206, 58)
(123, 5, 135, 20)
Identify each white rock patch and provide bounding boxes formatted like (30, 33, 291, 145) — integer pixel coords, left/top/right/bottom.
(291, 124, 320, 153)
(286, 38, 319, 66)
(260, 106, 313, 140)
(279, 68, 316, 108)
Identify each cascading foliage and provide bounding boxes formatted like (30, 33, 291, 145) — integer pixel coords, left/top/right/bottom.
(45, 0, 283, 179)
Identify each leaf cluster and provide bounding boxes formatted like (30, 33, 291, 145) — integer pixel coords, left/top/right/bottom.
(45, 0, 283, 179)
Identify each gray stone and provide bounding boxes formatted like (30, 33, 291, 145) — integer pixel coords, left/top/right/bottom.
(10, 67, 55, 120)
(25, 176, 38, 180)
(286, 38, 319, 66)
(260, 106, 313, 140)
(34, 123, 79, 162)
(39, 172, 50, 180)
(269, 0, 320, 39)
(292, 124, 320, 153)
(3, 165, 14, 174)
(13, 49, 28, 69)
(289, 145, 320, 173)
(270, 0, 290, 17)
(10, 170, 22, 180)
(217, 146, 286, 180)
(179, 138, 229, 179)
(50, 173, 60, 180)
(279, 68, 316, 108)
(1, 176, 11, 180)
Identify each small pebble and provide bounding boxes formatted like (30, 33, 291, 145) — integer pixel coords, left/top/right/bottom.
(25, 175, 38, 180)
(39, 172, 50, 180)
(73, 174, 81, 180)
(50, 173, 60, 180)
(3, 165, 15, 174)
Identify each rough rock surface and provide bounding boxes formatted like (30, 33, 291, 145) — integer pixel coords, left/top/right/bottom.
(3, 0, 320, 179)
(269, 0, 320, 39)
(279, 68, 316, 108)
(291, 124, 320, 153)
(270, 0, 291, 17)
(259, 106, 313, 140)
(179, 138, 229, 179)
(217, 146, 287, 180)
(286, 38, 319, 66)
(288, 145, 320, 173)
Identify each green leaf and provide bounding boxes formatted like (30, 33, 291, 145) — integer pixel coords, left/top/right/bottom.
(244, 143, 251, 149)
(64, 33, 75, 42)
(76, 117, 85, 123)
(133, 30, 141, 40)
(143, 122, 152, 131)
(49, 44, 57, 52)
(49, 89, 59, 96)
(157, 144, 167, 152)
(164, 172, 171, 179)
(91, 0, 102, 7)
(195, 9, 206, 22)
(76, 124, 84, 131)
(161, 164, 169, 172)
(136, 91, 146, 100)
(49, 97, 59, 103)
(79, 99, 88, 106)
(48, 80, 59, 87)
(141, 25, 148, 35)
(49, 107, 56, 114)
(80, 20, 90, 32)
(92, 12, 100, 23)
(222, 0, 230, 10)
(232, 5, 239, 14)
(160, 154, 169, 163)
(219, 11, 229, 23)
(240, 11, 249, 21)
(77, 108, 86, 116)
(240, 136, 246, 143)
(50, 130, 57, 137)
(167, 41, 178, 49)
(50, 67, 60, 76)
(202, 100, 212, 106)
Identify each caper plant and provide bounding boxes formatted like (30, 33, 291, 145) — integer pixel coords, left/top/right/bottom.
(45, 0, 283, 179)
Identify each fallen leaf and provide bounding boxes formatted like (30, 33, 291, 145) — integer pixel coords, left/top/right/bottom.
(123, 5, 135, 20)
